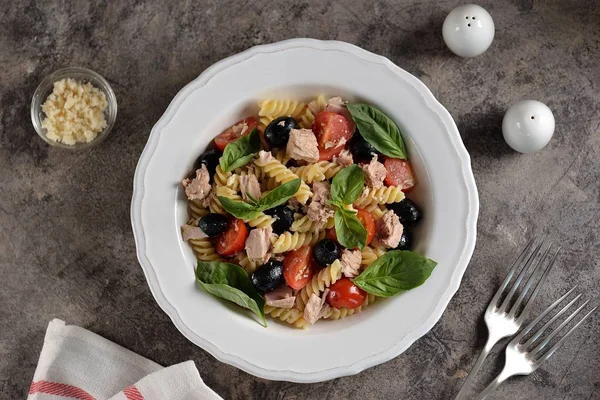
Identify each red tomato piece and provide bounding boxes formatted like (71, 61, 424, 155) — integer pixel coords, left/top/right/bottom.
(327, 278, 367, 309)
(312, 111, 353, 161)
(384, 158, 416, 191)
(326, 228, 338, 243)
(214, 117, 257, 151)
(356, 208, 376, 246)
(216, 218, 248, 256)
(283, 246, 315, 290)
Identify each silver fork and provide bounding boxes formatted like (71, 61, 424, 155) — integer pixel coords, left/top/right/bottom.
(455, 238, 559, 400)
(476, 287, 597, 399)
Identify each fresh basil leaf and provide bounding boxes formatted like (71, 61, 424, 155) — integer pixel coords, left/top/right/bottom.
(331, 165, 364, 205)
(196, 261, 267, 326)
(334, 208, 367, 250)
(353, 250, 437, 297)
(219, 129, 261, 172)
(218, 196, 262, 220)
(257, 179, 301, 211)
(246, 192, 260, 206)
(346, 103, 407, 159)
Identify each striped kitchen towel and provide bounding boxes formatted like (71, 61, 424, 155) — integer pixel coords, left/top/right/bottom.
(28, 319, 222, 400)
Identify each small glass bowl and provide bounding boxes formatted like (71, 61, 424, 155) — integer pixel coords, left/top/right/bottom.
(31, 67, 118, 150)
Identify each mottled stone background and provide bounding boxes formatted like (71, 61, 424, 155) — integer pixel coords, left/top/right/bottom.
(1, 1, 599, 399)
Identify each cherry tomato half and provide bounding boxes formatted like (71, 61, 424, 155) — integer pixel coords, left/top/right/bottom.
(312, 111, 353, 161)
(283, 246, 315, 290)
(384, 158, 416, 191)
(327, 278, 367, 309)
(214, 117, 257, 151)
(356, 208, 376, 246)
(215, 218, 248, 256)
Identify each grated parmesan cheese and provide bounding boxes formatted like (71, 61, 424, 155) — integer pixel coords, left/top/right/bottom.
(41, 78, 108, 145)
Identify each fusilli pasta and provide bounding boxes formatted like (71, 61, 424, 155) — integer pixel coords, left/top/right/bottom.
(353, 186, 405, 211)
(258, 99, 306, 131)
(290, 214, 334, 233)
(322, 294, 376, 320)
(189, 238, 222, 262)
(296, 259, 343, 310)
(254, 156, 312, 204)
(264, 306, 308, 329)
(271, 231, 325, 253)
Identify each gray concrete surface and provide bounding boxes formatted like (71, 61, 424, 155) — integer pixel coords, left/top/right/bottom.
(1, 1, 599, 399)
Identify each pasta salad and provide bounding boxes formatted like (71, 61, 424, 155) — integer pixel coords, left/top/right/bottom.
(181, 95, 436, 328)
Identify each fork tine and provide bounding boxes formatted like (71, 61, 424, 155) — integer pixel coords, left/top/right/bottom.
(489, 237, 537, 310)
(535, 306, 598, 365)
(498, 239, 546, 313)
(530, 299, 590, 356)
(514, 247, 560, 322)
(511, 286, 578, 344)
(522, 294, 583, 348)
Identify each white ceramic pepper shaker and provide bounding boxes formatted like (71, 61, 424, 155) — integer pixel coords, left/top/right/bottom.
(442, 4, 495, 57)
(502, 100, 555, 153)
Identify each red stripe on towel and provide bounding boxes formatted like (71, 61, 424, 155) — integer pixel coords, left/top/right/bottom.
(123, 385, 144, 400)
(29, 380, 95, 399)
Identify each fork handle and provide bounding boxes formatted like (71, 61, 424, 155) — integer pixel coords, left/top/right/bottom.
(475, 369, 511, 400)
(454, 337, 497, 400)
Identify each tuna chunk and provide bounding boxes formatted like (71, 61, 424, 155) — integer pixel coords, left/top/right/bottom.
(325, 96, 356, 134)
(361, 156, 387, 188)
(245, 227, 273, 263)
(181, 223, 208, 241)
(307, 181, 334, 225)
(340, 249, 362, 278)
(258, 150, 273, 164)
(182, 164, 211, 202)
(377, 210, 404, 248)
(286, 129, 319, 162)
(265, 285, 296, 309)
(334, 149, 353, 166)
(240, 174, 261, 203)
(304, 289, 330, 325)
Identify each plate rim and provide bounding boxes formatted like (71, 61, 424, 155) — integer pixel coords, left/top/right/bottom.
(131, 38, 479, 383)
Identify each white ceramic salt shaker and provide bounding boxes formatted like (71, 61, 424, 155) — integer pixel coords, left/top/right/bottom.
(502, 100, 555, 153)
(442, 4, 495, 58)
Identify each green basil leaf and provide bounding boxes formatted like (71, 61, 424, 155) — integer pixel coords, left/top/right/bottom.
(334, 208, 367, 250)
(196, 261, 266, 326)
(353, 250, 437, 297)
(218, 196, 262, 220)
(219, 129, 261, 172)
(257, 179, 301, 211)
(346, 103, 407, 159)
(331, 165, 364, 205)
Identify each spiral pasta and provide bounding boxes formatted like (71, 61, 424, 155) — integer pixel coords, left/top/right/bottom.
(296, 259, 342, 311)
(271, 231, 325, 253)
(258, 99, 306, 131)
(209, 185, 242, 214)
(353, 186, 405, 211)
(361, 246, 387, 269)
(189, 201, 210, 220)
(290, 214, 334, 233)
(298, 107, 314, 129)
(264, 306, 308, 329)
(322, 294, 376, 320)
(273, 149, 292, 166)
(292, 161, 344, 185)
(189, 238, 222, 262)
(247, 212, 275, 229)
(214, 165, 232, 187)
(254, 156, 312, 204)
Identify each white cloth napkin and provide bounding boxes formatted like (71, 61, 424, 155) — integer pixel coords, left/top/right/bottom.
(28, 319, 223, 400)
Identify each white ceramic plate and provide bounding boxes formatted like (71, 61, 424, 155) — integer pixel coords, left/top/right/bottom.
(131, 39, 478, 383)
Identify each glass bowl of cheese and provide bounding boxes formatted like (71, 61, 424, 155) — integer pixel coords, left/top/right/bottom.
(31, 67, 118, 150)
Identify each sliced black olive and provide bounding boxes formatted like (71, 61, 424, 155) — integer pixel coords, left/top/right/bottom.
(198, 213, 228, 237)
(264, 117, 297, 147)
(313, 239, 341, 267)
(251, 260, 285, 294)
(349, 130, 381, 162)
(389, 198, 422, 227)
(196, 149, 222, 182)
(395, 230, 413, 251)
(264, 205, 294, 234)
